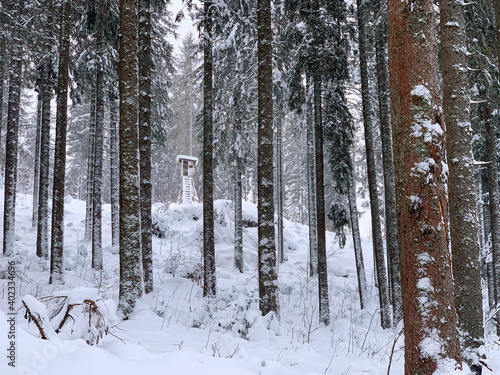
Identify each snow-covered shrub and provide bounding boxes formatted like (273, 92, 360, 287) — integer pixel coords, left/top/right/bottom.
(22, 287, 117, 346)
(190, 290, 279, 341)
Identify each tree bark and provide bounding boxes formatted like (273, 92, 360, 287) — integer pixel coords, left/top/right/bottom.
(32, 95, 42, 228)
(3, 1, 23, 257)
(357, 0, 391, 329)
(85, 95, 96, 242)
(275, 99, 284, 264)
(92, 57, 104, 271)
(348, 169, 368, 309)
(492, 0, 500, 338)
(306, 75, 318, 277)
(441, 0, 485, 369)
(118, 0, 143, 318)
(485, 115, 500, 336)
(203, 0, 216, 297)
(49, 0, 71, 284)
(374, 6, 402, 325)
(313, 70, 330, 326)
(257, 0, 278, 316)
(109, 93, 119, 248)
(139, 0, 153, 294)
(387, 0, 463, 370)
(233, 84, 243, 273)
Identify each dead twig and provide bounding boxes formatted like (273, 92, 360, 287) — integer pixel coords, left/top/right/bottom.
(387, 329, 404, 375)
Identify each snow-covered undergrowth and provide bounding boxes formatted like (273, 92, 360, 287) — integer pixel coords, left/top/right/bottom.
(0, 193, 498, 374)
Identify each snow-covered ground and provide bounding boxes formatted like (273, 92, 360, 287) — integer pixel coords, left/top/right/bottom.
(0, 193, 499, 374)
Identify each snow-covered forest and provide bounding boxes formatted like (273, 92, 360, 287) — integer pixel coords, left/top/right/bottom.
(0, 0, 499, 374)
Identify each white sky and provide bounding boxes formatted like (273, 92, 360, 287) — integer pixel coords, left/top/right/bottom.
(167, 0, 198, 55)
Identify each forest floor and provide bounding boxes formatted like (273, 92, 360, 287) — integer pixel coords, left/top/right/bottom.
(0, 193, 499, 374)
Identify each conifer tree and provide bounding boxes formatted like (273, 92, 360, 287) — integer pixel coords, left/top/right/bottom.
(388, 0, 463, 370)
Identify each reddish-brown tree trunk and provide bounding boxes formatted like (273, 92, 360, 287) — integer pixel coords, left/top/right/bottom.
(387, 0, 462, 371)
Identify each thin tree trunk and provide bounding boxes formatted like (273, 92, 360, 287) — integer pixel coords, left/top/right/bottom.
(92, 61, 104, 270)
(374, 7, 402, 325)
(139, 0, 153, 294)
(2, 4, 23, 257)
(348, 169, 368, 309)
(203, 0, 216, 297)
(485, 115, 500, 336)
(36, 68, 52, 259)
(109, 93, 119, 248)
(233, 85, 243, 273)
(492, 0, 500, 338)
(313, 71, 330, 326)
(118, 0, 143, 318)
(357, 0, 391, 329)
(387, 0, 463, 369)
(257, 0, 278, 316)
(441, 0, 485, 369)
(306, 75, 317, 277)
(32, 95, 42, 228)
(85, 95, 96, 242)
(0, 39, 4, 169)
(276, 99, 284, 264)
(49, 0, 71, 284)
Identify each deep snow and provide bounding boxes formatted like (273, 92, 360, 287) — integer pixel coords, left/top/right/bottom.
(0, 193, 498, 374)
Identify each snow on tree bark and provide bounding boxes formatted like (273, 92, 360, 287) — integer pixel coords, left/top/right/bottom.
(356, 0, 391, 329)
(203, 0, 216, 297)
(275, 99, 284, 264)
(36, 50, 52, 260)
(118, 0, 143, 318)
(485, 116, 500, 336)
(374, 5, 402, 325)
(139, 0, 153, 294)
(50, 0, 71, 284)
(313, 70, 330, 326)
(492, 0, 500, 338)
(33, 95, 42, 228)
(109, 94, 119, 248)
(348, 169, 368, 309)
(233, 83, 243, 273)
(3, 1, 23, 257)
(257, 0, 278, 317)
(388, 0, 463, 370)
(85, 95, 96, 243)
(92, 55, 104, 271)
(306, 76, 318, 278)
(441, 0, 485, 369)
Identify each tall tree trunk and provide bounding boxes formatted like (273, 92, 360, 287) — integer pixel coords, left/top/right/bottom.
(348, 168, 368, 309)
(109, 93, 119, 248)
(485, 115, 500, 336)
(374, 6, 402, 325)
(441, 0, 484, 370)
(357, 0, 391, 329)
(0, 39, 5, 169)
(85, 95, 96, 242)
(492, 0, 500, 338)
(257, 0, 278, 316)
(388, 0, 463, 370)
(49, 0, 71, 284)
(203, 0, 216, 297)
(2, 5, 23, 257)
(92, 61, 104, 270)
(32, 95, 42, 228)
(36, 0, 54, 259)
(139, 0, 153, 294)
(313, 71, 330, 326)
(118, 0, 143, 318)
(233, 84, 243, 273)
(275, 96, 284, 264)
(306, 75, 317, 277)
